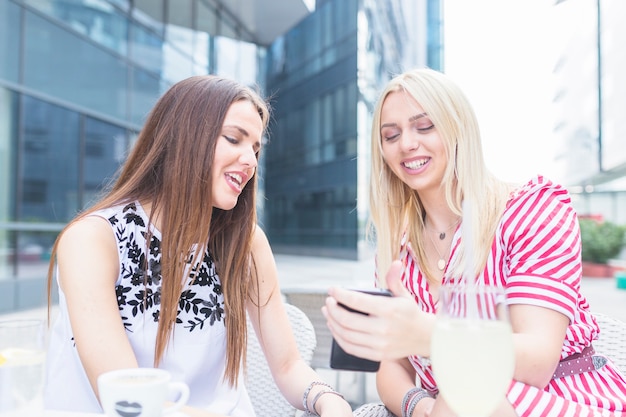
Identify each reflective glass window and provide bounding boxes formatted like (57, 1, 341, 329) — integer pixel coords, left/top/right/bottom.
(0, 87, 19, 281)
(193, 31, 210, 75)
(130, 22, 164, 75)
(219, 11, 237, 39)
(130, 68, 162, 126)
(333, 86, 346, 135)
(0, 88, 18, 223)
(24, 11, 128, 121)
(132, 0, 164, 34)
(196, 1, 217, 35)
(13, 230, 58, 280)
(162, 43, 194, 85)
(21, 95, 80, 223)
(83, 117, 127, 208)
(24, 0, 129, 56)
(0, 1, 20, 83)
(215, 38, 258, 87)
(166, 0, 193, 58)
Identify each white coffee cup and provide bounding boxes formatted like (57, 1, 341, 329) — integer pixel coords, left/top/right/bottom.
(98, 368, 189, 417)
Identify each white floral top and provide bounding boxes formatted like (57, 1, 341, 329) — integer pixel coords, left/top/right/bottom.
(44, 201, 255, 416)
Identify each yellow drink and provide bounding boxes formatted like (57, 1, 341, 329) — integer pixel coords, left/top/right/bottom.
(0, 347, 46, 415)
(431, 318, 514, 417)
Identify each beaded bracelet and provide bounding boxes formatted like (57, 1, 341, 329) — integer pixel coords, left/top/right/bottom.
(302, 381, 334, 413)
(311, 389, 345, 415)
(401, 387, 422, 415)
(402, 387, 433, 417)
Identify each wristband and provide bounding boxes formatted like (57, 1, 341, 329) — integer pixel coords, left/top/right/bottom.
(402, 387, 432, 417)
(401, 387, 421, 416)
(311, 389, 345, 415)
(302, 381, 334, 413)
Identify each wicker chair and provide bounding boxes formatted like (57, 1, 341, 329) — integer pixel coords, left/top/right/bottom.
(282, 288, 373, 407)
(352, 312, 626, 417)
(246, 303, 317, 417)
(281, 289, 333, 370)
(593, 312, 626, 371)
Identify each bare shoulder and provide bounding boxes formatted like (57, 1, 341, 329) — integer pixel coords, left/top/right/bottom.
(55, 214, 121, 292)
(57, 215, 117, 257)
(59, 215, 113, 243)
(251, 224, 270, 248)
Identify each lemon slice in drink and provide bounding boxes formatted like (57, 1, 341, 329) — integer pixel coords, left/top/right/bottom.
(0, 348, 44, 366)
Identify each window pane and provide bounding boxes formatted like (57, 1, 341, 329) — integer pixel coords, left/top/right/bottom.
(24, 0, 129, 56)
(0, 88, 19, 281)
(215, 37, 258, 87)
(24, 11, 128, 121)
(83, 118, 127, 208)
(130, 21, 164, 75)
(14, 230, 58, 280)
(0, 87, 18, 222)
(0, 1, 20, 83)
(21, 96, 80, 223)
(131, 67, 161, 125)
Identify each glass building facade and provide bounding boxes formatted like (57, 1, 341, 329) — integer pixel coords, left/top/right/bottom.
(263, 0, 442, 259)
(0, 0, 274, 313)
(0, 0, 441, 312)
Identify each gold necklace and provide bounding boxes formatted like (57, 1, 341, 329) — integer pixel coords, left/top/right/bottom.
(426, 232, 448, 271)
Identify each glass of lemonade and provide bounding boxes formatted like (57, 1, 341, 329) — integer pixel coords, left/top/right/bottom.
(431, 284, 514, 417)
(0, 319, 47, 416)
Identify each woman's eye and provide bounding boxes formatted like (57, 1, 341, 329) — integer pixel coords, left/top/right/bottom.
(223, 135, 238, 144)
(417, 124, 435, 132)
(384, 133, 400, 141)
(381, 128, 400, 141)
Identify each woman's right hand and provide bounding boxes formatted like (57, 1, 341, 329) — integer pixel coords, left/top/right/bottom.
(322, 260, 436, 362)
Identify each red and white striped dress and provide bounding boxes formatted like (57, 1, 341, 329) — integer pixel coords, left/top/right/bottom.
(398, 176, 626, 416)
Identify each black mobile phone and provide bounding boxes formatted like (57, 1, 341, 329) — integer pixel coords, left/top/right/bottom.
(329, 288, 392, 372)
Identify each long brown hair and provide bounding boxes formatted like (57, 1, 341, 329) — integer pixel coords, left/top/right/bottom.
(47, 75, 270, 385)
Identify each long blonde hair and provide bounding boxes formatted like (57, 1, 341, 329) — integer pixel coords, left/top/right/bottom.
(47, 75, 270, 386)
(368, 68, 513, 283)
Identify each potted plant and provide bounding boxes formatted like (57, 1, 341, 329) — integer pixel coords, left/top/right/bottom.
(579, 217, 626, 278)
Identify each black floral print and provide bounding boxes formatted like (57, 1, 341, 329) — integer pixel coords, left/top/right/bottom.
(108, 202, 224, 333)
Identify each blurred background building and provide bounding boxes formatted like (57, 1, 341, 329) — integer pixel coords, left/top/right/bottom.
(262, 0, 441, 259)
(0, 0, 441, 313)
(552, 0, 626, 224)
(1, 0, 624, 315)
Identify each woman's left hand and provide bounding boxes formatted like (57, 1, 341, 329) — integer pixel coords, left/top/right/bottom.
(322, 260, 436, 361)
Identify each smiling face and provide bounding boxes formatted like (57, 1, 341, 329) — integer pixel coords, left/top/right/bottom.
(379, 90, 447, 194)
(211, 99, 263, 210)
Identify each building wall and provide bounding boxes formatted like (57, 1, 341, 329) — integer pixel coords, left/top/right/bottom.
(0, 0, 441, 314)
(264, 0, 362, 258)
(552, 0, 626, 185)
(263, 0, 439, 259)
(552, 0, 626, 224)
(0, 0, 261, 313)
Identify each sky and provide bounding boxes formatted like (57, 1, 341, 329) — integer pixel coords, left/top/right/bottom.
(443, 0, 563, 184)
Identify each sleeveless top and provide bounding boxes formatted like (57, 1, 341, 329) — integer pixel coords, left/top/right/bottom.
(44, 201, 255, 416)
(397, 176, 626, 416)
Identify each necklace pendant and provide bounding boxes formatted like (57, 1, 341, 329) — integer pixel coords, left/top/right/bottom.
(439, 232, 446, 240)
(437, 258, 446, 271)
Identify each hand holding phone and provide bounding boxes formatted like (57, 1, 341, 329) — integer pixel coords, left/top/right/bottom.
(329, 288, 392, 372)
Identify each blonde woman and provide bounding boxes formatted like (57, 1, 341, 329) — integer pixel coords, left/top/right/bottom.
(324, 68, 626, 417)
(44, 75, 351, 417)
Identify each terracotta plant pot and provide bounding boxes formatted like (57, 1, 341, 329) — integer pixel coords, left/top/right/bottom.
(581, 261, 617, 278)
